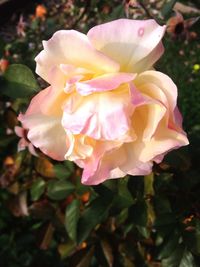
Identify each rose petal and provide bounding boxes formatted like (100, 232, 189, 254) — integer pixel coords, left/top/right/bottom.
(24, 82, 66, 119)
(82, 163, 126, 185)
(134, 71, 187, 133)
(19, 113, 68, 161)
(174, 106, 183, 127)
(15, 126, 24, 138)
(81, 141, 124, 185)
(131, 42, 164, 73)
(18, 138, 29, 151)
(65, 134, 95, 161)
(118, 142, 153, 175)
(139, 121, 189, 162)
(130, 83, 167, 141)
(134, 71, 177, 112)
(81, 139, 151, 185)
(135, 82, 168, 107)
(35, 30, 119, 83)
(133, 104, 166, 141)
(60, 64, 93, 76)
(62, 85, 134, 140)
(28, 143, 38, 157)
(18, 85, 69, 161)
(87, 19, 166, 72)
(76, 72, 136, 95)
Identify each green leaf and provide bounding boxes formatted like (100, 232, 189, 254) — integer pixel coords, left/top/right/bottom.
(183, 220, 200, 255)
(112, 179, 134, 212)
(30, 178, 46, 201)
(137, 226, 150, 239)
(58, 240, 76, 259)
(112, 194, 133, 212)
(76, 180, 90, 196)
(164, 148, 190, 172)
(54, 164, 72, 180)
(158, 232, 180, 260)
(109, 4, 125, 20)
(127, 176, 144, 199)
(64, 161, 75, 173)
(128, 200, 147, 227)
(154, 212, 176, 227)
(1, 64, 39, 98)
(30, 18, 39, 30)
(103, 179, 118, 192)
(162, 246, 196, 267)
(154, 196, 172, 214)
(161, 0, 177, 19)
(65, 199, 80, 242)
(179, 250, 196, 267)
(154, 213, 177, 242)
(77, 194, 114, 244)
(47, 180, 75, 200)
(116, 208, 129, 226)
(118, 178, 133, 200)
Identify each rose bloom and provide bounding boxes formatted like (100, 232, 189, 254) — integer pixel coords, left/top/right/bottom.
(19, 19, 189, 185)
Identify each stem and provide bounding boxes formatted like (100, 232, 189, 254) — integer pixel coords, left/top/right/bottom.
(139, 1, 155, 19)
(72, 0, 91, 29)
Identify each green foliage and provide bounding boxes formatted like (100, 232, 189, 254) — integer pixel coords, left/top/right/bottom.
(161, 0, 178, 19)
(162, 247, 196, 267)
(47, 180, 75, 200)
(0, 64, 39, 98)
(129, 199, 148, 227)
(65, 199, 80, 242)
(54, 164, 73, 180)
(77, 187, 114, 244)
(30, 178, 46, 201)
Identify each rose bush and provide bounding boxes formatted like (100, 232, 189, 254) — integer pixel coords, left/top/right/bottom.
(19, 19, 189, 185)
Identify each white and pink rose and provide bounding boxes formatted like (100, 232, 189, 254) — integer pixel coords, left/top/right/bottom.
(18, 19, 189, 185)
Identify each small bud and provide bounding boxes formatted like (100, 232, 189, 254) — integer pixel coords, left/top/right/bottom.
(81, 191, 90, 203)
(0, 58, 9, 73)
(4, 156, 14, 166)
(35, 5, 47, 18)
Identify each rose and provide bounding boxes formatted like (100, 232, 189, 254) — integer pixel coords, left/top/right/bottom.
(19, 19, 189, 185)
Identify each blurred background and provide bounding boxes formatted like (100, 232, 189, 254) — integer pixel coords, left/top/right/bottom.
(0, 1, 200, 267)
